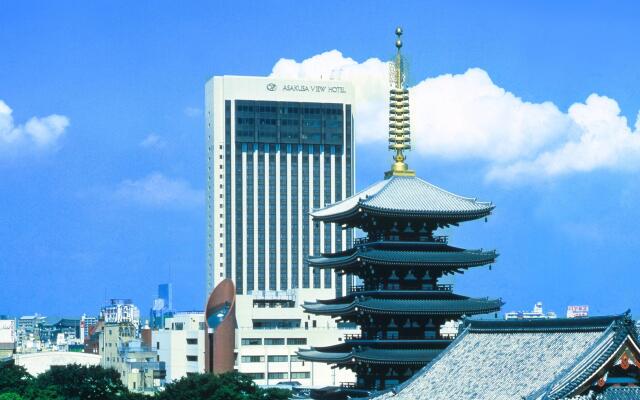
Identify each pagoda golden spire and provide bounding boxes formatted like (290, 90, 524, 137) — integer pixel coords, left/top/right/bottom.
(385, 26, 415, 179)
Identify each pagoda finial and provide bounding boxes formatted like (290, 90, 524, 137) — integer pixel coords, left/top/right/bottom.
(385, 26, 415, 179)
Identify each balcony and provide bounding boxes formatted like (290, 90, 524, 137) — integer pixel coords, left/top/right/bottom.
(349, 284, 453, 292)
(353, 235, 449, 245)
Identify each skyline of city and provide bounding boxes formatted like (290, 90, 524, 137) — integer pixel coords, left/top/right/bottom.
(2, 2, 640, 320)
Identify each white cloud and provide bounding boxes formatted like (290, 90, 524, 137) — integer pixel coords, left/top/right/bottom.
(113, 173, 203, 209)
(184, 107, 202, 118)
(139, 133, 166, 149)
(270, 51, 640, 182)
(271, 50, 389, 144)
(0, 99, 69, 154)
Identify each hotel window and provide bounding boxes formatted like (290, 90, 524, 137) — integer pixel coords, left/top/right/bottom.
(186, 338, 198, 345)
(268, 372, 288, 380)
(241, 355, 264, 363)
(291, 372, 310, 379)
(243, 373, 264, 380)
(287, 338, 307, 345)
(186, 355, 198, 362)
(267, 355, 288, 362)
(264, 338, 285, 345)
(241, 338, 262, 345)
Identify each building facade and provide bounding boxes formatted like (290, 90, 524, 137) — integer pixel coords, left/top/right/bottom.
(100, 322, 165, 393)
(153, 312, 205, 382)
(0, 319, 16, 358)
(101, 299, 140, 329)
(205, 75, 357, 387)
(505, 302, 558, 320)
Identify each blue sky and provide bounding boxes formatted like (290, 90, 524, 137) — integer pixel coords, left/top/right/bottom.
(1, 1, 639, 318)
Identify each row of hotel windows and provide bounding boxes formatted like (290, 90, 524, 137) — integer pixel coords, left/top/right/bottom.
(241, 338, 307, 346)
(227, 143, 350, 293)
(241, 355, 303, 363)
(155, 337, 199, 349)
(244, 372, 311, 380)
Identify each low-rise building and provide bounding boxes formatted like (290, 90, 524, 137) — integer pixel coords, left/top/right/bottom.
(236, 289, 358, 387)
(153, 311, 205, 382)
(504, 302, 557, 320)
(101, 299, 140, 329)
(100, 322, 165, 393)
(0, 318, 16, 358)
(14, 351, 100, 376)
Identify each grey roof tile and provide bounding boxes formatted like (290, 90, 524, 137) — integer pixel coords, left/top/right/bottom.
(311, 176, 493, 222)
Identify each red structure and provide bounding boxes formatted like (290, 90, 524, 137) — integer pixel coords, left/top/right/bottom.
(204, 279, 236, 373)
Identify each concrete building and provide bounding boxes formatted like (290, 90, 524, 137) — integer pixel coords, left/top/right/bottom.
(14, 352, 100, 375)
(504, 302, 558, 320)
(0, 318, 16, 358)
(101, 299, 141, 329)
(153, 311, 205, 382)
(205, 75, 358, 387)
(100, 322, 165, 393)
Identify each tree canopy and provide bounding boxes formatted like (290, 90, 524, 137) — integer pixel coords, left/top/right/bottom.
(157, 372, 290, 400)
(0, 362, 289, 400)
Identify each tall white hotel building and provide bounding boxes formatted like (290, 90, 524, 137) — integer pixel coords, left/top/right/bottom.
(205, 76, 357, 387)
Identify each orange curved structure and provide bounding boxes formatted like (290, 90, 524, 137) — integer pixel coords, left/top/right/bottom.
(204, 279, 236, 373)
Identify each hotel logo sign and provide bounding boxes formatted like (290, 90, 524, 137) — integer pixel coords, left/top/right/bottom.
(266, 82, 346, 94)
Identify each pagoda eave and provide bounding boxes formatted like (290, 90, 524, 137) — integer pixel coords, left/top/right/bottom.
(302, 297, 504, 318)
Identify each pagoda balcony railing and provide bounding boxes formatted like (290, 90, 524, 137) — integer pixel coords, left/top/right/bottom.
(350, 285, 367, 293)
(347, 333, 445, 341)
(353, 237, 369, 246)
(433, 235, 448, 243)
(349, 284, 453, 292)
(352, 235, 449, 245)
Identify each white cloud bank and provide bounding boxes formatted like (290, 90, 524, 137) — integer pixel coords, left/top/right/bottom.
(113, 173, 203, 209)
(0, 100, 69, 154)
(271, 50, 640, 182)
(139, 133, 166, 149)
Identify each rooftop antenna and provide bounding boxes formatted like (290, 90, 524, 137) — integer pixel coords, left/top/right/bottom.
(385, 27, 415, 179)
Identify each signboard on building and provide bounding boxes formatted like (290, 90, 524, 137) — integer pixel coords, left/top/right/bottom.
(567, 305, 589, 318)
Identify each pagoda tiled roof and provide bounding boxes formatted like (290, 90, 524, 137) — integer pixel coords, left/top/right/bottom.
(297, 341, 450, 366)
(308, 240, 497, 269)
(302, 295, 503, 317)
(310, 175, 494, 223)
(372, 313, 640, 400)
(594, 387, 640, 400)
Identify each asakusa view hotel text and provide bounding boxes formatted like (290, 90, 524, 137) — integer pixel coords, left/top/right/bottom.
(205, 75, 357, 386)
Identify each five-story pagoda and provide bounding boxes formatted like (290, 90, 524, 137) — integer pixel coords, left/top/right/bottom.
(297, 28, 502, 398)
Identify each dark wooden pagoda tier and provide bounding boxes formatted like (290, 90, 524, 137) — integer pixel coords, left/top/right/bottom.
(302, 291, 502, 319)
(298, 340, 450, 367)
(309, 240, 497, 274)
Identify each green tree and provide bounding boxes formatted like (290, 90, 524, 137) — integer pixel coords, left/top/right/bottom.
(0, 393, 24, 400)
(33, 364, 128, 400)
(157, 372, 290, 400)
(0, 360, 32, 395)
(22, 385, 63, 400)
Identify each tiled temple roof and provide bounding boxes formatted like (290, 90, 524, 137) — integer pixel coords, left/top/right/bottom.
(310, 176, 494, 224)
(297, 341, 450, 366)
(372, 313, 639, 400)
(308, 243, 497, 270)
(302, 296, 503, 317)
